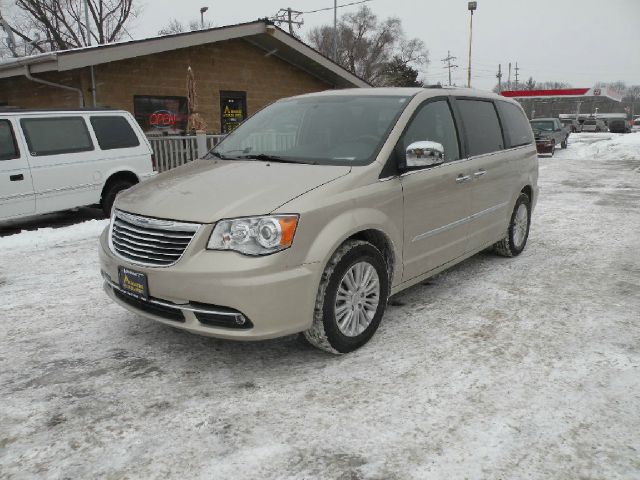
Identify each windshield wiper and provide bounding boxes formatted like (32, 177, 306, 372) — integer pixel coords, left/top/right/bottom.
(204, 151, 229, 160)
(236, 154, 316, 165)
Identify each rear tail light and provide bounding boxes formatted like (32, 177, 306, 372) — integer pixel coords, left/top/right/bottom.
(151, 153, 157, 172)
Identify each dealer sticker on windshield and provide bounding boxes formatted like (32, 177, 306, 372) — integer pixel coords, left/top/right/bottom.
(118, 267, 149, 300)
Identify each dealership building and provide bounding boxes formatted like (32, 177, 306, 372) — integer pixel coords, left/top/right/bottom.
(0, 20, 368, 135)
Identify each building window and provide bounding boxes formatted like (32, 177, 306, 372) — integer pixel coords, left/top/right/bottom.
(20, 117, 94, 156)
(133, 95, 188, 135)
(90, 116, 140, 150)
(220, 91, 247, 134)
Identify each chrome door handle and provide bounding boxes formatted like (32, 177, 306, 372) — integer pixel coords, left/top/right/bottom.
(473, 169, 486, 178)
(456, 174, 471, 183)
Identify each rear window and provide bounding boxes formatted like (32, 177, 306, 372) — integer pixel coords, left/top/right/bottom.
(0, 120, 19, 160)
(457, 99, 504, 156)
(90, 116, 140, 150)
(496, 101, 534, 148)
(20, 117, 93, 156)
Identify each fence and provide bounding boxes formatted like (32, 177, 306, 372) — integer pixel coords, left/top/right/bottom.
(147, 131, 298, 172)
(147, 133, 225, 172)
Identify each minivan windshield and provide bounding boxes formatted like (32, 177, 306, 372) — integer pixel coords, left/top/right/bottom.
(209, 95, 411, 165)
(530, 120, 554, 131)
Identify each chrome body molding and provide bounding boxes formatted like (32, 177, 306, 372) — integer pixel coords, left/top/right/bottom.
(413, 202, 508, 242)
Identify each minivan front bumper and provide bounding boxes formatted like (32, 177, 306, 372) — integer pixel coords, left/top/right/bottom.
(99, 228, 321, 340)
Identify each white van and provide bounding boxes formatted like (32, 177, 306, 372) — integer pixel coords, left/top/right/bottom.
(0, 109, 154, 221)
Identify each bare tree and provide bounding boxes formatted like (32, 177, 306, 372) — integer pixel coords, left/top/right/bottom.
(158, 18, 214, 36)
(1, 0, 136, 56)
(308, 6, 428, 86)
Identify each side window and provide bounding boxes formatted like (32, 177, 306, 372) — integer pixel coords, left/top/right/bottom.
(457, 99, 504, 156)
(20, 117, 93, 156)
(401, 99, 460, 162)
(90, 116, 140, 150)
(496, 101, 534, 148)
(0, 120, 19, 160)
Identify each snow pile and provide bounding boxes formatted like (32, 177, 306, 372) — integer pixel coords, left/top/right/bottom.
(0, 219, 108, 253)
(555, 132, 640, 162)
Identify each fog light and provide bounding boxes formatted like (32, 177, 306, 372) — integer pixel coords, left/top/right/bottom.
(235, 315, 247, 325)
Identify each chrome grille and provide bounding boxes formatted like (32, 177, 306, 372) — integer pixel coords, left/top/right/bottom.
(110, 210, 200, 266)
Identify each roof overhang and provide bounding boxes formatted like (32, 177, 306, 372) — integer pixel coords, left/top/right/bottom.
(0, 21, 369, 88)
(501, 86, 622, 102)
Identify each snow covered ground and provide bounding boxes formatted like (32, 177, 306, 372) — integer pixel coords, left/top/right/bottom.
(1, 132, 639, 479)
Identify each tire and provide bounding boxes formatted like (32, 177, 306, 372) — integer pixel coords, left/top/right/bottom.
(549, 141, 556, 157)
(102, 179, 134, 217)
(494, 192, 531, 257)
(561, 137, 568, 149)
(304, 240, 390, 354)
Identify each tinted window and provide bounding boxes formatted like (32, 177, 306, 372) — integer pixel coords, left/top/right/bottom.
(20, 117, 93, 156)
(496, 102, 534, 148)
(0, 120, 19, 160)
(90, 116, 140, 150)
(401, 99, 460, 162)
(530, 121, 555, 131)
(457, 99, 504, 156)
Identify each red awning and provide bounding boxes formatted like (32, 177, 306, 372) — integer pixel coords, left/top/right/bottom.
(501, 86, 622, 102)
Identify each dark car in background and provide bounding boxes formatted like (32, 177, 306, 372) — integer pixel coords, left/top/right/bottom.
(582, 118, 608, 132)
(530, 118, 569, 156)
(608, 118, 631, 134)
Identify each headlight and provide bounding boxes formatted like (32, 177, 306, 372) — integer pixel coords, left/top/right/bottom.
(207, 215, 299, 255)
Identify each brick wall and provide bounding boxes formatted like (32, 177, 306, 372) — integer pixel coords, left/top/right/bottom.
(0, 38, 332, 133)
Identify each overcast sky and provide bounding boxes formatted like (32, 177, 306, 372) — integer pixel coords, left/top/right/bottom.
(61, 0, 640, 90)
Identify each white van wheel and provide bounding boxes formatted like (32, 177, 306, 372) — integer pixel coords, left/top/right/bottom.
(304, 240, 389, 354)
(102, 180, 134, 216)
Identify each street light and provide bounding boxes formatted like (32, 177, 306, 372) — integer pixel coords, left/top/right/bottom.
(467, 1, 477, 88)
(200, 6, 209, 29)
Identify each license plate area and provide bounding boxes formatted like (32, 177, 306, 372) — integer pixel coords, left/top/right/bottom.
(118, 267, 149, 300)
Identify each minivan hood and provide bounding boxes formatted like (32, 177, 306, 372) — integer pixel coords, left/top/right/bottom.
(116, 159, 351, 223)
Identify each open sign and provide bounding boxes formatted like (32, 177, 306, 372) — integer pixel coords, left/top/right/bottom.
(149, 110, 177, 128)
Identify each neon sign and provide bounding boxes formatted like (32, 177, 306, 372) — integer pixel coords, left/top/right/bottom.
(149, 110, 177, 129)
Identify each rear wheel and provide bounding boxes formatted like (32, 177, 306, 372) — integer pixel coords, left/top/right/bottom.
(102, 179, 134, 217)
(304, 240, 389, 354)
(494, 192, 531, 257)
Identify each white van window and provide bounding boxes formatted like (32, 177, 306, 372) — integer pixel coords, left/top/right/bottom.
(402, 100, 460, 162)
(0, 120, 19, 160)
(457, 99, 504, 156)
(90, 116, 140, 150)
(20, 117, 94, 156)
(496, 101, 534, 148)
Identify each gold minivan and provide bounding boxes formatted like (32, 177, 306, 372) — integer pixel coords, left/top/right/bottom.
(99, 87, 538, 353)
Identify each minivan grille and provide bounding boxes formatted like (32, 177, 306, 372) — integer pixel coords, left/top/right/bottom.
(110, 210, 200, 266)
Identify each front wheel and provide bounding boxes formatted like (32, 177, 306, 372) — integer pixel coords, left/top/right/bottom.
(304, 240, 389, 354)
(561, 137, 568, 149)
(494, 192, 531, 257)
(549, 141, 556, 157)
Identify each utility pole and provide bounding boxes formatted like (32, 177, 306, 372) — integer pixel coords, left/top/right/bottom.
(271, 8, 303, 35)
(514, 62, 520, 89)
(496, 64, 502, 93)
(508, 62, 512, 90)
(466, 2, 477, 88)
(333, 0, 338, 61)
(441, 51, 458, 86)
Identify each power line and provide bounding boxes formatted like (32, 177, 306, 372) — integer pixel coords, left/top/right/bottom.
(271, 8, 304, 34)
(302, 0, 373, 15)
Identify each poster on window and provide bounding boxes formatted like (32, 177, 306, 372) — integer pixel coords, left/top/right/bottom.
(220, 91, 247, 134)
(133, 96, 188, 135)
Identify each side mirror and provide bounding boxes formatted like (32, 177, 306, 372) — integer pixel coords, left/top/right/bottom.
(405, 141, 445, 168)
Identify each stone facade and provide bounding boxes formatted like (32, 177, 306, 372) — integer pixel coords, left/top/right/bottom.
(0, 39, 332, 133)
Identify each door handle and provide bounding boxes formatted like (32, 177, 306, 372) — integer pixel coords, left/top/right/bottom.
(473, 169, 487, 178)
(9, 174, 24, 181)
(456, 174, 471, 183)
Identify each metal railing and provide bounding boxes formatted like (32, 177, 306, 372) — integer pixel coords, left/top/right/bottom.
(147, 133, 225, 172)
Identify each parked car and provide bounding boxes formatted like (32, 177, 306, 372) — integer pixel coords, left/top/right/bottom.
(581, 118, 608, 132)
(607, 118, 631, 133)
(632, 119, 640, 133)
(560, 118, 581, 133)
(99, 88, 538, 354)
(529, 118, 569, 156)
(0, 109, 154, 221)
